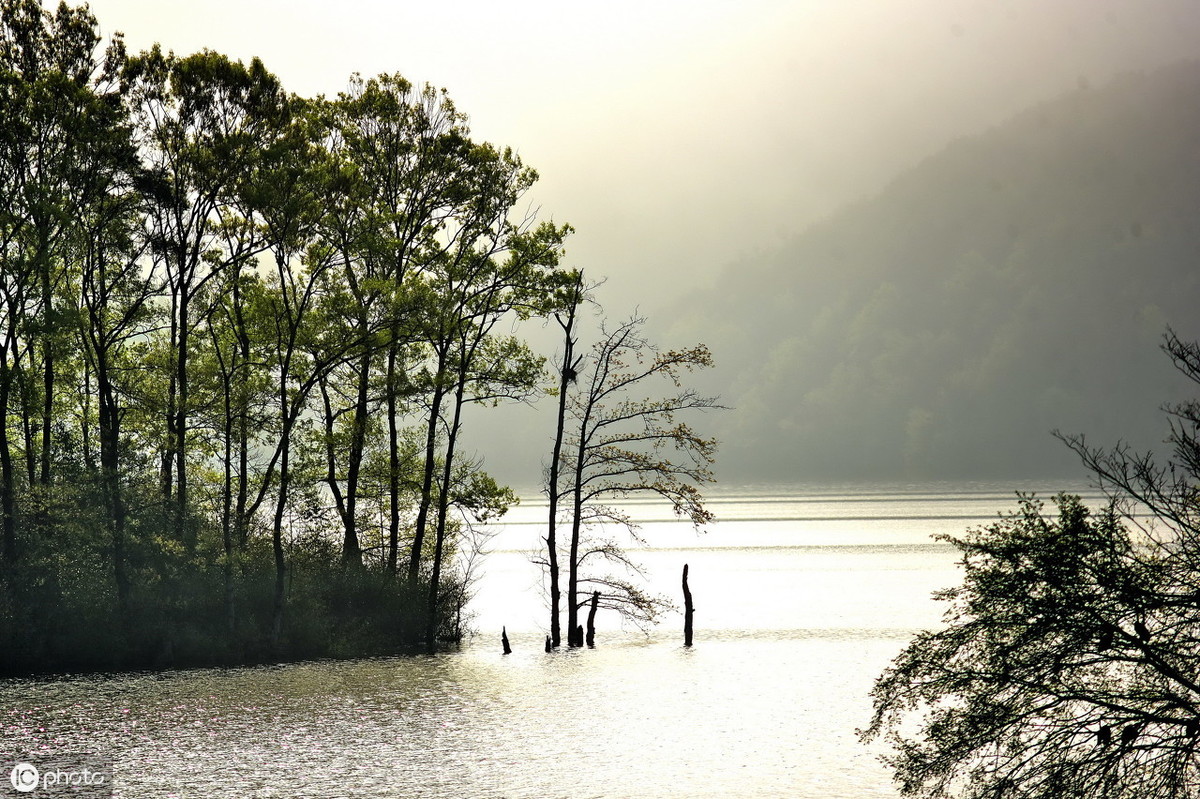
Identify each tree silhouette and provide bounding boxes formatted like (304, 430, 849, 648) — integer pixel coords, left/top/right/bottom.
(864, 332, 1200, 798)
(548, 314, 720, 647)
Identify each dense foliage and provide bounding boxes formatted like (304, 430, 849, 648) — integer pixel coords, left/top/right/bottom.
(0, 0, 576, 672)
(864, 333, 1200, 798)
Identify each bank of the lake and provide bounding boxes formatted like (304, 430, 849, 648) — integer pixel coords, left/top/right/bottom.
(2, 483, 1090, 797)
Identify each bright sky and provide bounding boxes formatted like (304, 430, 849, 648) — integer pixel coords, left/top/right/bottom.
(83, 0, 1200, 310)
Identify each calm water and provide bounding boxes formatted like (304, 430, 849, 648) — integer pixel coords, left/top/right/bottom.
(1, 483, 1091, 798)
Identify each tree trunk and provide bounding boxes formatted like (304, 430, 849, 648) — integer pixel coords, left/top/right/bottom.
(567, 399, 589, 647)
(174, 287, 191, 549)
(38, 240, 53, 489)
(18, 369, 35, 487)
(234, 277, 252, 549)
(0, 342, 16, 566)
(80, 364, 94, 472)
(217, 347, 236, 634)
(586, 590, 599, 647)
(96, 361, 129, 612)
(161, 291, 178, 501)
(409, 352, 448, 585)
(386, 344, 401, 573)
(545, 289, 578, 648)
(39, 336, 53, 487)
(425, 362, 466, 648)
(683, 563, 694, 647)
(340, 351, 370, 565)
(270, 426, 290, 651)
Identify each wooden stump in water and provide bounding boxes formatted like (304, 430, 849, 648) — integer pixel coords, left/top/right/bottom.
(586, 591, 600, 647)
(502, 626, 512, 655)
(545, 635, 552, 652)
(683, 563, 694, 647)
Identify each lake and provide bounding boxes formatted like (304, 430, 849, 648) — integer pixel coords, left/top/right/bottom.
(0, 482, 1092, 797)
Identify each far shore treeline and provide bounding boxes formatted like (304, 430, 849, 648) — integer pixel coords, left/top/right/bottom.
(0, 0, 586, 672)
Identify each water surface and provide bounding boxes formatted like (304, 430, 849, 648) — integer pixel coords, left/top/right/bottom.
(1, 483, 1088, 797)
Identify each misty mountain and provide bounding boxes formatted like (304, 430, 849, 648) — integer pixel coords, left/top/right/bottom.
(667, 61, 1200, 482)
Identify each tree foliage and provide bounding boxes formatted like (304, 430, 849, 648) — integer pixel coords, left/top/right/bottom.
(0, 0, 598, 670)
(864, 332, 1200, 798)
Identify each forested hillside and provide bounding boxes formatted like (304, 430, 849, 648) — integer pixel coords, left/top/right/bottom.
(674, 61, 1200, 482)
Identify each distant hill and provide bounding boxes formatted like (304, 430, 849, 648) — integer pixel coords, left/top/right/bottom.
(668, 61, 1200, 482)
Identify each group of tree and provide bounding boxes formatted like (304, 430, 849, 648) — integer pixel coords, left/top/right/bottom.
(864, 329, 1200, 798)
(0, 0, 722, 674)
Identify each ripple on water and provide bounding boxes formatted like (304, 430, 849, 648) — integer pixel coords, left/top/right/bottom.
(0, 633, 911, 798)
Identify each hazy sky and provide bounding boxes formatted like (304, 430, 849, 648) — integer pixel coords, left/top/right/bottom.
(83, 0, 1200, 314)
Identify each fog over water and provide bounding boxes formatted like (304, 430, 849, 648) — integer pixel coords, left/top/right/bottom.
(8, 5, 1200, 794)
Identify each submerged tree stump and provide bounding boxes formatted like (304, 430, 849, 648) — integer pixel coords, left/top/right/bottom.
(502, 626, 512, 655)
(683, 563, 694, 647)
(545, 635, 553, 652)
(586, 591, 600, 647)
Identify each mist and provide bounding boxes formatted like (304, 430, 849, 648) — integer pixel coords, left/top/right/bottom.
(83, 0, 1200, 488)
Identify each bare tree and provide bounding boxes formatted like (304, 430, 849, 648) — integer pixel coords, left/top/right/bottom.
(549, 314, 720, 647)
(543, 271, 589, 647)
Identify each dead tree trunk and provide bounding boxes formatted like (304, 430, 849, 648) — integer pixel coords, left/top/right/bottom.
(546, 277, 582, 648)
(683, 563, 694, 647)
(502, 626, 512, 655)
(586, 590, 599, 647)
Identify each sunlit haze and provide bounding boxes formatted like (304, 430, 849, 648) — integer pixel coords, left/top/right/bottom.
(85, 0, 1200, 303)
(73, 0, 1200, 485)
(10, 3, 1200, 794)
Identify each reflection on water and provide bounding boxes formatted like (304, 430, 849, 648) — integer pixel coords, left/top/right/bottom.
(0, 484, 1086, 798)
(5, 637, 908, 798)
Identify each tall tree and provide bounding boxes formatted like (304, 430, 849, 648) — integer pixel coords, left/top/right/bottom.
(219, 93, 363, 645)
(121, 47, 282, 545)
(406, 145, 571, 595)
(203, 255, 268, 626)
(318, 73, 472, 567)
(73, 110, 152, 613)
(544, 272, 588, 647)
(412, 154, 571, 642)
(253, 103, 350, 646)
(554, 315, 720, 646)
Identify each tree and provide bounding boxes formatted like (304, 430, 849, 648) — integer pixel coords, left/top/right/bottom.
(550, 314, 720, 647)
(863, 330, 1200, 799)
(317, 73, 472, 568)
(74, 131, 154, 615)
(0, 0, 126, 551)
(543, 272, 587, 647)
(404, 144, 564, 589)
(121, 46, 283, 546)
(0, 0, 587, 671)
(212, 93, 345, 644)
